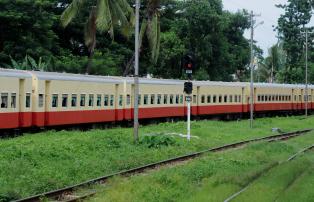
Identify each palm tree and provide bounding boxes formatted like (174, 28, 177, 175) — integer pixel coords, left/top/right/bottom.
(258, 42, 286, 83)
(123, 0, 161, 76)
(61, 0, 134, 74)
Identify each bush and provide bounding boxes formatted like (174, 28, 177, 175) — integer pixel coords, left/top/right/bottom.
(140, 134, 177, 148)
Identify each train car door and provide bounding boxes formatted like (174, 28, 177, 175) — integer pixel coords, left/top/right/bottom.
(18, 79, 25, 127)
(44, 81, 51, 125)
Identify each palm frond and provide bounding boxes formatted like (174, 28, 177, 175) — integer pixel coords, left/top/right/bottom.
(60, 0, 85, 27)
(96, 0, 112, 32)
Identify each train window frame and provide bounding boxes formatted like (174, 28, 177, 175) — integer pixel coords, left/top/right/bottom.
(104, 95, 109, 106)
(193, 95, 197, 104)
(110, 95, 114, 106)
(119, 95, 123, 107)
(164, 94, 168, 104)
(157, 94, 162, 105)
(151, 94, 155, 105)
(176, 94, 179, 104)
(219, 95, 222, 103)
(126, 94, 131, 105)
(62, 94, 68, 108)
(201, 95, 205, 104)
(89, 94, 94, 107)
(144, 94, 148, 105)
(213, 95, 217, 103)
(207, 95, 211, 103)
(224, 95, 228, 103)
(71, 94, 77, 107)
(52, 94, 58, 108)
(180, 95, 184, 104)
(234, 95, 237, 103)
(238, 95, 242, 103)
(80, 94, 86, 107)
(97, 94, 102, 107)
(11, 93, 17, 108)
(138, 94, 141, 105)
(229, 95, 233, 103)
(38, 94, 44, 108)
(26, 93, 31, 108)
(170, 94, 174, 104)
(1, 93, 8, 108)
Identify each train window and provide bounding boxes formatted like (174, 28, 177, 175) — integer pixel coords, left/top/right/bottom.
(144, 94, 148, 105)
(11, 93, 16, 108)
(219, 95, 222, 103)
(207, 95, 211, 103)
(97, 95, 102, 107)
(126, 94, 131, 105)
(239, 95, 241, 103)
(110, 95, 114, 106)
(294, 95, 297, 101)
(299, 95, 302, 102)
(229, 95, 233, 103)
(157, 94, 162, 104)
(193, 95, 197, 104)
(104, 95, 109, 106)
(119, 95, 123, 106)
(72, 94, 77, 107)
(268, 95, 271, 101)
(52, 94, 58, 108)
(164, 95, 168, 104)
(80, 94, 86, 107)
(26, 93, 31, 108)
(257, 95, 261, 102)
(224, 95, 228, 103)
(1, 93, 8, 108)
(262, 95, 265, 102)
(180, 95, 184, 104)
(62, 94, 68, 107)
(38, 94, 44, 108)
(151, 94, 155, 105)
(213, 95, 217, 103)
(138, 95, 141, 105)
(234, 95, 238, 103)
(170, 95, 174, 104)
(201, 95, 205, 104)
(89, 94, 94, 107)
(309, 95, 312, 102)
(176, 95, 179, 104)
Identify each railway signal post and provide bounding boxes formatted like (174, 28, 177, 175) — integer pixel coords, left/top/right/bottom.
(183, 54, 194, 141)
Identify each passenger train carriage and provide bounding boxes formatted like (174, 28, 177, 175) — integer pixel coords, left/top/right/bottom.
(0, 68, 313, 130)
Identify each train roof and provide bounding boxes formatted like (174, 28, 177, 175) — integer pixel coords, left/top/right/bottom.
(30, 71, 125, 84)
(0, 68, 32, 78)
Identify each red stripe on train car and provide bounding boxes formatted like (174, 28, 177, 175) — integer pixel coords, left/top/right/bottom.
(0, 113, 19, 129)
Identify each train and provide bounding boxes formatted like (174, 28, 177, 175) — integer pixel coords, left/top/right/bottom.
(0, 68, 313, 130)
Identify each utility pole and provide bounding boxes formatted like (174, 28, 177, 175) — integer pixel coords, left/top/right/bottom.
(301, 28, 314, 118)
(133, 0, 140, 143)
(249, 11, 263, 129)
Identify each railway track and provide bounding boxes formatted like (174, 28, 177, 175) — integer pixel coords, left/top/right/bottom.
(15, 129, 313, 202)
(224, 144, 314, 202)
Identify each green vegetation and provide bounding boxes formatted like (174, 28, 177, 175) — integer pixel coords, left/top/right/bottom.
(88, 131, 314, 202)
(0, 116, 314, 200)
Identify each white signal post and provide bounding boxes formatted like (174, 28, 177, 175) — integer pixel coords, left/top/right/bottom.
(186, 95, 191, 141)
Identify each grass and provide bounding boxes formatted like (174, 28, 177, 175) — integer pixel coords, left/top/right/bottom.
(0, 116, 314, 200)
(88, 131, 314, 202)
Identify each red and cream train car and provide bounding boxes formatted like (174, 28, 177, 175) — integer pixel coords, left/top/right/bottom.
(0, 68, 313, 130)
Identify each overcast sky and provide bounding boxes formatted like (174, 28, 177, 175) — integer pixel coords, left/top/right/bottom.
(222, 0, 314, 56)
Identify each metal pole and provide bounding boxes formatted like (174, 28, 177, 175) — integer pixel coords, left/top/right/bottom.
(250, 11, 254, 129)
(133, 0, 140, 143)
(305, 29, 308, 117)
(187, 100, 191, 141)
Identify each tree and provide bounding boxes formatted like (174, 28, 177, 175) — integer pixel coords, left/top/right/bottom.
(276, 0, 314, 83)
(60, 0, 134, 74)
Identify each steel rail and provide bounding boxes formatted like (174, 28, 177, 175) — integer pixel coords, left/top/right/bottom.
(15, 129, 313, 202)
